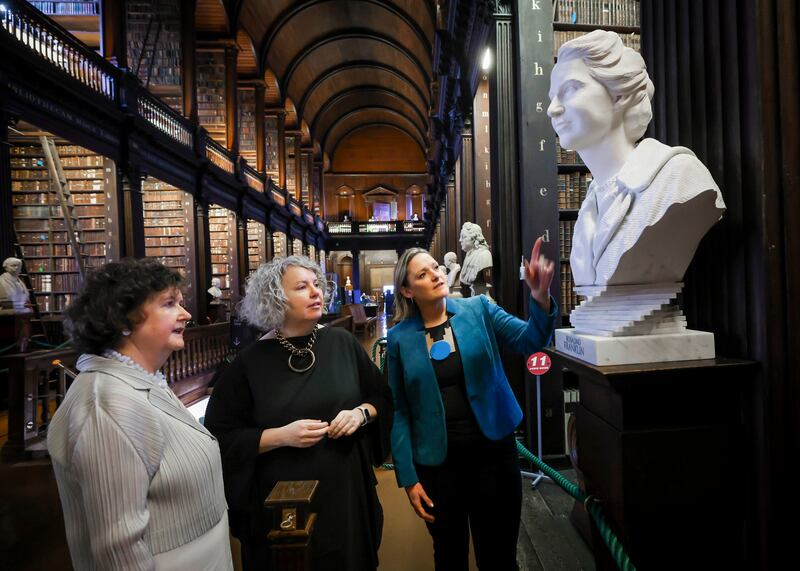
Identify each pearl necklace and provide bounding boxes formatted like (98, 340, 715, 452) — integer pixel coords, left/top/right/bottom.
(102, 349, 168, 389)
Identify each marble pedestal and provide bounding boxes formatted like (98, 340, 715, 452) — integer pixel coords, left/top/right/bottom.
(554, 328, 715, 366)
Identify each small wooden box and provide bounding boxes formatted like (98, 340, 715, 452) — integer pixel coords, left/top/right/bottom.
(264, 480, 318, 533)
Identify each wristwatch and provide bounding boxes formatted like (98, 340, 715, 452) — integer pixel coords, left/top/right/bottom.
(360, 407, 371, 426)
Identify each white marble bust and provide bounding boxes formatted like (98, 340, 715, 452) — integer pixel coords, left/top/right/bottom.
(0, 257, 31, 315)
(548, 30, 725, 287)
(459, 222, 493, 287)
(443, 251, 461, 289)
(207, 277, 222, 304)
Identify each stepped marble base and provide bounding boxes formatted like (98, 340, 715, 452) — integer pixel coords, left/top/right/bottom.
(554, 328, 715, 366)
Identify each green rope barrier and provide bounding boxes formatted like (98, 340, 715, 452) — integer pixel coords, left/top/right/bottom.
(516, 441, 636, 571)
(0, 342, 18, 355)
(371, 335, 635, 570)
(30, 339, 72, 350)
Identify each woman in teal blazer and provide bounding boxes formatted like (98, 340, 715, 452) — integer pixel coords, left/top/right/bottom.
(387, 239, 557, 570)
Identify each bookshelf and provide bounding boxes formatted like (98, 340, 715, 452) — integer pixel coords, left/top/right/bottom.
(142, 179, 192, 277)
(197, 50, 227, 147)
(246, 221, 267, 275)
(126, 0, 183, 113)
(272, 231, 286, 259)
(238, 88, 257, 167)
(284, 136, 296, 197)
(10, 141, 118, 314)
(292, 238, 304, 257)
(208, 205, 237, 305)
(28, 1, 101, 50)
(265, 116, 279, 183)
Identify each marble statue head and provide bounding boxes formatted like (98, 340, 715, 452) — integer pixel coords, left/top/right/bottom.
(443, 252, 458, 268)
(3, 257, 22, 275)
(548, 30, 654, 151)
(210, 277, 221, 288)
(459, 222, 488, 253)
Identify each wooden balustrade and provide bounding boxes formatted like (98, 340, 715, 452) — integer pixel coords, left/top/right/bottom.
(206, 138, 235, 174)
(138, 90, 194, 148)
(1, 1, 116, 100)
(1, 323, 234, 461)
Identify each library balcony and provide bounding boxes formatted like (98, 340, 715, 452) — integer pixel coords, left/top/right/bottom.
(324, 220, 429, 251)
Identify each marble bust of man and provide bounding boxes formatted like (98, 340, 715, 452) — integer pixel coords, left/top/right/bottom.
(459, 222, 493, 296)
(0, 257, 31, 315)
(548, 30, 725, 287)
(207, 277, 223, 304)
(443, 251, 461, 289)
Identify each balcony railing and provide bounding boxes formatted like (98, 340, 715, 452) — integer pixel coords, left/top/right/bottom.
(206, 138, 235, 174)
(1, 1, 116, 100)
(326, 220, 428, 234)
(138, 89, 193, 148)
(243, 166, 265, 193)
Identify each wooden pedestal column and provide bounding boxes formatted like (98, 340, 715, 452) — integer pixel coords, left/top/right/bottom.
(546, 351, 755, 570)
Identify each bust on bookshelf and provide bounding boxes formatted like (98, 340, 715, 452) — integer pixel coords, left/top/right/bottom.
(548, 30, 726, 364)
(443, 251, 462, 299)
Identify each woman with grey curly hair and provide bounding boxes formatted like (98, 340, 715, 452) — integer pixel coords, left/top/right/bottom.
(205, 255, 392, 571)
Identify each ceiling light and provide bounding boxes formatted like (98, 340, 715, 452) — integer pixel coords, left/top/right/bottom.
(481, 47, 492, 71)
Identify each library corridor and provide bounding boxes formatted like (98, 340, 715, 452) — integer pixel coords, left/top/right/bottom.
(1, 1, 798, 570)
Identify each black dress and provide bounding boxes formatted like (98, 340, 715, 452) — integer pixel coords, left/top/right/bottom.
(204, 326, 392, 571)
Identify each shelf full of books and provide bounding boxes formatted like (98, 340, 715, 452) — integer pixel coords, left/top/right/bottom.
(284, 136, 296, 198)
(238, 87, 257, 168)
(292, 238, 304, 257)
(11, 141, 118, 314)
(197, 49, 227, 147)
(141, 178, 194, 275)
(246, 221, 268, 275)
(265, 116, 280, 184)
(208, 205, 238, 305)
(126, 0, 183, 113)
(272, 231, 287, 259)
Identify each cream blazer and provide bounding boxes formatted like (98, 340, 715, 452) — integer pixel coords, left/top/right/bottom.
(47, 354, 231, 570)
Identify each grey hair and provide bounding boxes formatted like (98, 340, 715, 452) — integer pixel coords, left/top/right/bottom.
(239, 255, 328, 331)
(392, 247, 428, 323)
(460, 222, 489, 250)
(557, 30, 655, 142)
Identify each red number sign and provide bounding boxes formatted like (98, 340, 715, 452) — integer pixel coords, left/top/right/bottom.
(527, 352, 551, 375)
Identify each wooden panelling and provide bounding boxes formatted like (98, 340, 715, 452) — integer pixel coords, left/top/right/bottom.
(195, 0, 228, 34)
(323, 174, 429, 221)
(330, 126, 425, 173)
(236, 29, 258, 76)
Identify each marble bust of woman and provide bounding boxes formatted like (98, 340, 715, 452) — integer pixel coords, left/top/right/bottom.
(548, 30, 725, 287)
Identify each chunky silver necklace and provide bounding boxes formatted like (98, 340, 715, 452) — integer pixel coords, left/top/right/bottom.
(102, 349, 168, 389)
(275, 327, 318, 373)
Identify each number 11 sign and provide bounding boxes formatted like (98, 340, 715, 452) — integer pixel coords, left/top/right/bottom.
(527, 352, 551, 375)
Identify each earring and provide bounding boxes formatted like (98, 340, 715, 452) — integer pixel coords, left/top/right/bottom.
(121, 329, 131, 336)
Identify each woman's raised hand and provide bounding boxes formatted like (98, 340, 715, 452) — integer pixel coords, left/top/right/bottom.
(524, 237, 555, 312)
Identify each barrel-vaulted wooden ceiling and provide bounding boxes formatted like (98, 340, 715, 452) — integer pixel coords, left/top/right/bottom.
(201, 0, 437, 167)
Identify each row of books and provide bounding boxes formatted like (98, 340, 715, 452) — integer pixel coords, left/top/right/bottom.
(197, 51, 227, 146)
(11, 155, 103, 168)
(555, 138, 585, 165)
(273, 232, 286, 258)
(35, 293, 75, 313)
(24, 257, 79, 272)
(28, 273, 83, 292)
(265, 120, 280, 180)
(142, 183, 190, 271)
(20, 242, 105, 257)
(554, 0, 640, 27)
(558, 173, 593, 209)
(127, 0, 183, 113)
(239, 88, 257, 167)
(247, 222, 267, 274)
(208, 205, 235, 301)
(559, 220, 577, 260)
(29, 2, 99, 15)
(11, 168, 103, 180)
(560, 264, 579, 315)
(554, 30, 640, 56)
